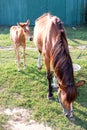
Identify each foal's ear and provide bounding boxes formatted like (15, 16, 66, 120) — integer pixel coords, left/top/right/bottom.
(17, 22, 24, 27)
(76, 80, 85, 88)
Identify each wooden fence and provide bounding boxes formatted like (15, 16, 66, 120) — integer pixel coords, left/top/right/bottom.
(0, 0, 86, 26)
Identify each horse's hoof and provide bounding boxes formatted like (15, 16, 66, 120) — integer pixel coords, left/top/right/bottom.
(65, 114, 75, 122)
(69, 116, 75, 122)
(47, 94, 53, 100)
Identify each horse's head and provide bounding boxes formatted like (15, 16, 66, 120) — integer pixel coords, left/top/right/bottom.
(51, 16, 85, 120)
(58, 80, 85, 119)
(17, 20, 33, 41)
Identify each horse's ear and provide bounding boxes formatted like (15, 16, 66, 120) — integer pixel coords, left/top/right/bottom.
(76, 80, 85, 88)
(27, 20, 30, 25)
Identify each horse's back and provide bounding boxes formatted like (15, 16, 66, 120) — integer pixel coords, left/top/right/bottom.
(34, 13, 53, 52)
(34, 14, 50, 36)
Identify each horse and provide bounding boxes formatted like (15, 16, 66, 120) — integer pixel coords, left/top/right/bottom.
(10, 20, 32, 71)
(34, 13, 85, 120)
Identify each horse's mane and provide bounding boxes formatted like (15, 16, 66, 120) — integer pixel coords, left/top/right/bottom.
(50, 18, 77, 103)
(35, 13, 52, 22)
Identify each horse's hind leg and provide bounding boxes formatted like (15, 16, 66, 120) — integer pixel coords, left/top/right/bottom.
(37, 51, 42, 69)
(44, 56, 53, 99)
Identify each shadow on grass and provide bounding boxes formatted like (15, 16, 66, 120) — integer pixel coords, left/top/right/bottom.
(0, 26, 10, 34)
(65, 26, 87, 46)
(68, 26, 87, 39)
(72, 109, 87, 130)
(20, 65, 47, 85)
(72, 71, 87, 129)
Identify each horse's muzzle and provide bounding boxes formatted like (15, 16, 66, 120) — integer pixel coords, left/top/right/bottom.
(58, 94, 75, 121)
(28, 36, 33, 41)
(63, 106, 75, 121)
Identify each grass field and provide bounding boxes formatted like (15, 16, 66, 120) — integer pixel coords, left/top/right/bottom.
(0, 26, 87, 130)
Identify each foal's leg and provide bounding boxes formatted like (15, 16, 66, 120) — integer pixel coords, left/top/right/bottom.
(44, 56, 53, 99)
(13, 44, 17, 63)
(14, 44, 20, 71)
(23, 46, 26, 69)
(16, 48, 20, 71)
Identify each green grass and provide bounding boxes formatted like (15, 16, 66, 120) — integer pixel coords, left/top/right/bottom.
(0, 26, 87, 130)
(66, 26, 87, 46)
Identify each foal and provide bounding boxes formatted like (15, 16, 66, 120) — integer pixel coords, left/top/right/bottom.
(34, 13, 85, 120)
(10, 20, 32, 71)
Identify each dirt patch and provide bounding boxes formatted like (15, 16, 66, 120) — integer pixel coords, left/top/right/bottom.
(77, 45, 87, 50)
(73, 64, 81, 71)
(0, 46, 36, 51)
(1, 108, 52, 130)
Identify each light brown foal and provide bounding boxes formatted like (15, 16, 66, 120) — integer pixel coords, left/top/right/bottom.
(10, 20, 32, 71)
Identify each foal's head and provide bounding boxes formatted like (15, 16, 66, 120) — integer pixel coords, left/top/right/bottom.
(18, 20, 33, 41)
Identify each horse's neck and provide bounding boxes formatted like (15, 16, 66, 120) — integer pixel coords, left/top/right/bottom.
(60, 33, 69, 53)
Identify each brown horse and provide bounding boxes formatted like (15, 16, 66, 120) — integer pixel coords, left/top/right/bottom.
(34, 13, 85, 120)
(10, 20, 32, 71)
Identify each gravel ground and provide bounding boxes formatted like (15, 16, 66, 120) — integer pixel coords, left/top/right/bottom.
(1, 108, 52, 130)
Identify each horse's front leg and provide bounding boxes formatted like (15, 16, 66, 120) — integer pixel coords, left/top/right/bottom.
(52, 75, 58, 89)
(47, 71, 53, 99)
